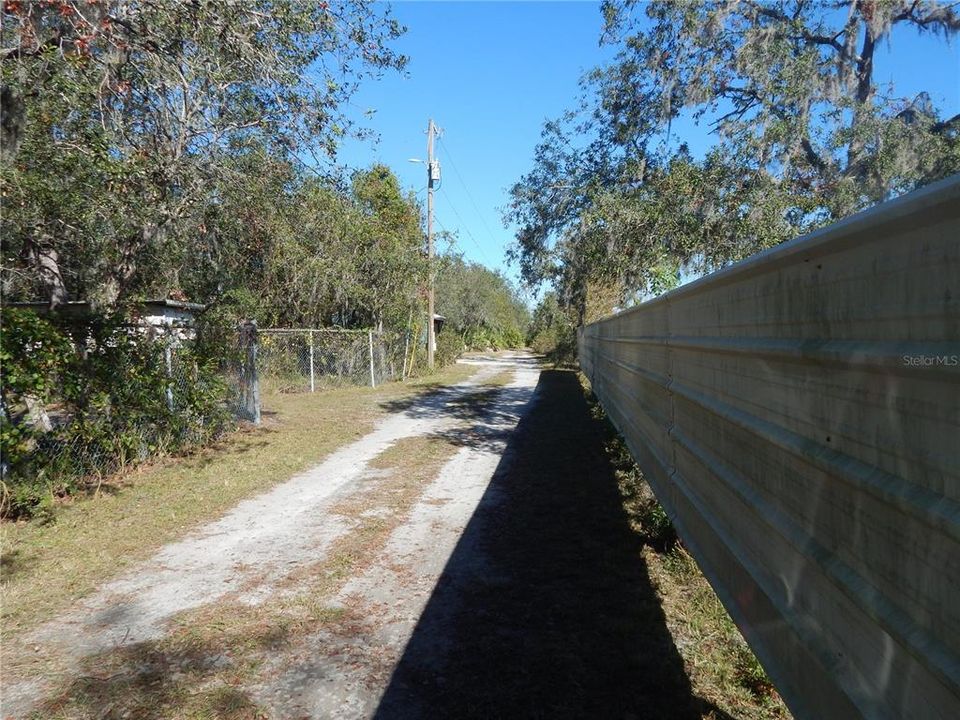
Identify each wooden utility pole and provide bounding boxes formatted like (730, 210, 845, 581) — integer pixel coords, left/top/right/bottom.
(426, 118, 437, 369)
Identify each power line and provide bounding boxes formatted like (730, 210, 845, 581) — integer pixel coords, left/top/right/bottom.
(439, 185, 494, 265)
(437, 135, 503, 259)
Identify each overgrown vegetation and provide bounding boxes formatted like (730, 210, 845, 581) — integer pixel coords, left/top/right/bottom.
(0, 308, 229, 519)
(0, 0, 414, 516)
(435, 254, 529, 351)
(0, 1, 530, 518)
(525, 291, 578, 365)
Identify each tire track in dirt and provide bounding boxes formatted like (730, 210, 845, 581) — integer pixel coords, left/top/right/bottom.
(2, 354, 539, 719)
(252, 358, 542, 718)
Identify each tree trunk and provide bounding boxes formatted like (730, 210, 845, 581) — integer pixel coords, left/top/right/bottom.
(846, 3, 877, 178)
(0, 85, 25, 163)
(22, 238, 69, 309)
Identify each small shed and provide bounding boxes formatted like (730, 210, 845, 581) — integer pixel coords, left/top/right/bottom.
(139, 299, 206, 332)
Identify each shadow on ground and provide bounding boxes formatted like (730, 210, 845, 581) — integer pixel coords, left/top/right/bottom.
(379, 377, 537, 455)
(374, 369, 717, 720)
(29, 613, 287, 719)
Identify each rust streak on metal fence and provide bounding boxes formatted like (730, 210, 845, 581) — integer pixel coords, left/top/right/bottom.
(579, 174, 960, 719)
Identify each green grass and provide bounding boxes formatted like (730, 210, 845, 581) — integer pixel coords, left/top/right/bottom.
(0, 362, 476, 641)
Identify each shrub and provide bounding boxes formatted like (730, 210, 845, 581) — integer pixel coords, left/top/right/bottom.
(526, 292, 579, 366)
(529, 321, 578, 366)
(435, 329, 465, 368)
(0, 308, 230, 519)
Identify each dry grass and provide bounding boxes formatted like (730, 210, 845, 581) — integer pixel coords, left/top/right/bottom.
(26, 419, 474, 719)
(644, 546, 787, 719)
(478, 369, 515, 387)
(0, 362, 476, 641)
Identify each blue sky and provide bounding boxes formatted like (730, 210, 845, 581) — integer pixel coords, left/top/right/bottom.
(336, 1, 960, 288)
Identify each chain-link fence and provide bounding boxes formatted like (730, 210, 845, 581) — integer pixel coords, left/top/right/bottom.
(21, 334, 223, 474)
(1, 321, 233, 517)
(2, 317, 410, 517)
(222, 321, 260, 423)
(256, 328, 405, 395)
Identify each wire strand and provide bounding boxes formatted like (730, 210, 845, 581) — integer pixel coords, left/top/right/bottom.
(437, 135, 502, 263)
(438, 185, 493, 264)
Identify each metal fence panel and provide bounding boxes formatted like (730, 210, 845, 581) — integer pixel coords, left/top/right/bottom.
(579, 174, 960, 719)
(257, 328, 403, 395)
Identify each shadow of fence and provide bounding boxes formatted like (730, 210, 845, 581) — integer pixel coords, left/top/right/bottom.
(373, 370, 711, 719)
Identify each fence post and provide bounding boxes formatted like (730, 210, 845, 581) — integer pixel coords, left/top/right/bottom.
(164, 338, 174, 411)
(368, 330, 376, 388)
(308, 329, 315, 393)
(240, 320, 261, 425)
(401, 308, 412, 381)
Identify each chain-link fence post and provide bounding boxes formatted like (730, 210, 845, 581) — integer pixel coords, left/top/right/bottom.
(368, 330, 376, 388)
(164, 337, 175, 411)
(308, 329, 315, 393)
(239, 320, 261, 425)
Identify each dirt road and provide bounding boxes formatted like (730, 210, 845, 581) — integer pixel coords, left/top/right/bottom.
(5, 352, 705, 719)
(3, 353, 542, 718)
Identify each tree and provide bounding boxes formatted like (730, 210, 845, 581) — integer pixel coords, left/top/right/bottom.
(435, 255, 529, 350)
(1, 0, 407, 308)
(196, 164, 428, 332)
(599, 0, 960, 210)
(525, 290, 577, 363)
(349, 164, 428, 331)
(505, 0, 960, 319)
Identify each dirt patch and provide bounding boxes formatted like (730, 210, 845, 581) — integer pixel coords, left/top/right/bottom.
(253, 361, 542, 718)
(3, 356, 539, 719)
(29, 432, 464, 720)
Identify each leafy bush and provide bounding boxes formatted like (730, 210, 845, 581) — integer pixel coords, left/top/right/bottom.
(528, 318, 577, 365)
(435, 330, 465, 369)
(462, 324, 526, 352)
(1, 309, 230, 518)
(192, 288, 263, 361)
(435, 254, 530, 351)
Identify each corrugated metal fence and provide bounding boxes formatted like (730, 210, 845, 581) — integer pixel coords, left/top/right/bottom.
(579, 175, 960, 719)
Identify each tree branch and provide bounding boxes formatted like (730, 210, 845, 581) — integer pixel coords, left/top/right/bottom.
(932, 111, 960, 134)
(893, 0, 960, 31)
